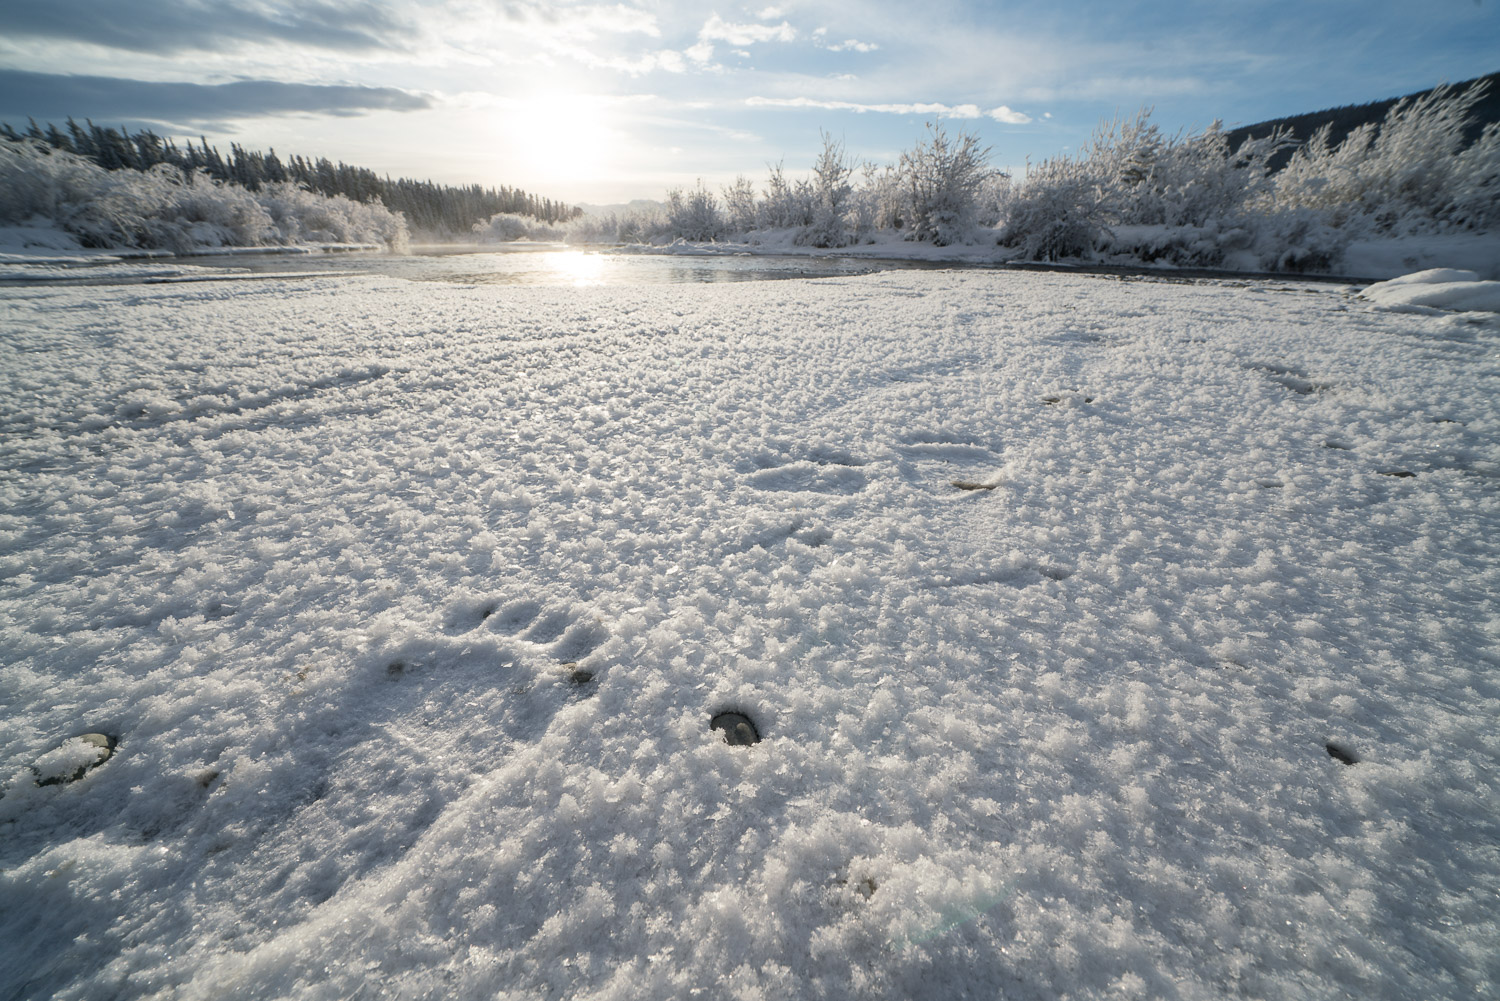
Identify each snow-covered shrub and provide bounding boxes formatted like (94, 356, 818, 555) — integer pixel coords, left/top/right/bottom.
(472, 211, 564, 243)
(257, 181, 409, 251)
(975, 172, 1014, 228)
(721, 175, 758, 233)
(1447, 120, 1500, 231)
(758, 162, 813, 229)
(0, 137, 409, 252)
(847, 162, 902, 237)
(799, 132, 854, 248)
(1085, 112, 1287, 229)
(561, 206, 669, 245)
(898, 123, 993, 244)
(664, 182, 724, 241)
(1266, 82, 1499, 236)
(999, 155, 1106, 260)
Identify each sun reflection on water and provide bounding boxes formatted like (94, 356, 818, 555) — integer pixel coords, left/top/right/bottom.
(546, 251, 607, 286)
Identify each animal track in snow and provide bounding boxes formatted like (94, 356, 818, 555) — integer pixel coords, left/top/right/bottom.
(929, 564, 1072, 589)
(444, 596, 609, 663)
(748, 461, 868, 495)
(1250, 363, 1331, 396)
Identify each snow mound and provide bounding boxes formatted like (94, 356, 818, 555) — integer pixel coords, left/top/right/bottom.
(1361, 269, 1500, 313)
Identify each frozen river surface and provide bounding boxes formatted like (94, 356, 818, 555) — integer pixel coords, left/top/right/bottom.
(1, 267, 1497, 1000)
(0, 244, 952, 288)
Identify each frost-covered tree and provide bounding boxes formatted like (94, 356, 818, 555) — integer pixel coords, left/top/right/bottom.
(1265, 81, 1499, 235)
(721, 175, 758, 233)
(800, 131, 854, 247)
(998, 154, 1106, 260)
(472, 211, 564, 242)
(758, 161, 812, 229)
(898, 123, 993, 244)
(0, 137, 408, 252)
(664, 181, 724, 241)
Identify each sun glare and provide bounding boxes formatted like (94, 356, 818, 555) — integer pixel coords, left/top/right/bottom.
(503, 94, 617, 185)
(546, 251, 606, 285)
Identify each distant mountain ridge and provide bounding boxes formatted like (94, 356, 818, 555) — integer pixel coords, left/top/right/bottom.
(1224, 71, 1500, 169)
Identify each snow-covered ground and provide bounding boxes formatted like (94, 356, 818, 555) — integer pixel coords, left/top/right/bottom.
(1, 266, 1497, 1000)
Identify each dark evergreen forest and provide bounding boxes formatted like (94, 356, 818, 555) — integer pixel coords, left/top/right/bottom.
(0, 118, 582, 234)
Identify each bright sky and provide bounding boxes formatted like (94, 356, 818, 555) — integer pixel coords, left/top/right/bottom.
(1, 1, 1496, 205)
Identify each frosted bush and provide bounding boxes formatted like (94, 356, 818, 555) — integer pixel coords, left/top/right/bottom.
(472, 211, 563, 243)
(664, 182, 724, 242)
(1266, 82, 1499, 236)
(721, 176, 759, 234)
(799, 132, 854, 248)
(898, 123, 993, 245)
(999, 156, 1106, 260)
(0, 137, 409, 252)
(758, 162, 813, 230)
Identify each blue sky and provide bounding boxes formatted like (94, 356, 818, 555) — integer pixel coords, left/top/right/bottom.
(1, 1, 1496, 204)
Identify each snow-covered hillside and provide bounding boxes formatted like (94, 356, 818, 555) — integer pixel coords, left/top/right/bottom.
(1, 268, 1497, 999)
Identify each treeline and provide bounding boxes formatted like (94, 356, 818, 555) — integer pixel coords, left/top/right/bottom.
(0, 118, 582, 233)
(557, 81, 1498, 275)
(0, 136, 409, 252)
(1224, 71, 1500, 172)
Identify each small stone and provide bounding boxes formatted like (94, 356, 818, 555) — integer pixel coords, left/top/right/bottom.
(951, 480, 997, 491)
(34, 733, 116, 786)
(710, 711, 761, 746)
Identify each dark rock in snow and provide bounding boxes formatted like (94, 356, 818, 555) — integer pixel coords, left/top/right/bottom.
(711, 711, 761, 746)
(35, 733, 116, 786)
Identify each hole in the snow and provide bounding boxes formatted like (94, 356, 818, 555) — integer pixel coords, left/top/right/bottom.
(561, 662, 594, 685)
(710, 711, 761, 746)
(386, 661, 406, 678)
(1325, 742, 1358, 765)
(1377, 470, 1416, 478)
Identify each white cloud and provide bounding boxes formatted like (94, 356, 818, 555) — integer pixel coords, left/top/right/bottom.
(987, 105, 1031, 124)
(757, 5, 784, 18)
(698, 14, 796, 46)
(498, 2, 660, 39)
(825, 39, 878, 53)
(746, 96, 986, 118)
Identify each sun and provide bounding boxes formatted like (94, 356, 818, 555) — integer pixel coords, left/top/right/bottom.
(501, 94, 618, 186)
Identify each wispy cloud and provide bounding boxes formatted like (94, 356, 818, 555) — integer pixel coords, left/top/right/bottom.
(746, 95, 1031, 123)
(497, 2, 660, 40)
(698, 14, 797, 46)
